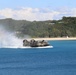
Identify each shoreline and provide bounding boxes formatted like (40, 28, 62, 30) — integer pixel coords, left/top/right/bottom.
(30, 37, 76, 41)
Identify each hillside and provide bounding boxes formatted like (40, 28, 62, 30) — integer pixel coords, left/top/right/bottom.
(0, 17, 76, 38)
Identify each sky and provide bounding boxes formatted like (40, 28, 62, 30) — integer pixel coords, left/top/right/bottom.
(0, 0, 76, 21)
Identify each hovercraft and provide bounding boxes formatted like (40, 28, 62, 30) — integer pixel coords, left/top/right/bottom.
(23, 39, 53, 48)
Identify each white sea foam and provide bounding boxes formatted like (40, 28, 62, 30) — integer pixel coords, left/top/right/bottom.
(18, 46, 53, 49)
(36, 46, 53, 48)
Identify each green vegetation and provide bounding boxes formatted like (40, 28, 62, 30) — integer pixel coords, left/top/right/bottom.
(0, 17, 76, 38)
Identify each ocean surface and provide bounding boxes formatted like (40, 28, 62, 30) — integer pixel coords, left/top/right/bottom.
(0, 40, 76, 75)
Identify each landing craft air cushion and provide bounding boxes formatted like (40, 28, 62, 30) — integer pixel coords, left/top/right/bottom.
(23, 39, 52, 48)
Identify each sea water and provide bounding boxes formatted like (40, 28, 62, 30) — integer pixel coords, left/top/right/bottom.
(0, 40, 76, 75)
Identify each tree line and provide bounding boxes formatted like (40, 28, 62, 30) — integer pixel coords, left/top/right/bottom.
(0, 17, 76, 38)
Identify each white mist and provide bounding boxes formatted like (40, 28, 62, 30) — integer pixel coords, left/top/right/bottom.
(0, 26, 23, 48)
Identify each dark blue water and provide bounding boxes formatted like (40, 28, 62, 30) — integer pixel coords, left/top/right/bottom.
(0, 40, 76, 75)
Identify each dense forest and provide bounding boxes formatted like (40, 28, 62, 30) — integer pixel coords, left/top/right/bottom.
(0, 17, 76, 38)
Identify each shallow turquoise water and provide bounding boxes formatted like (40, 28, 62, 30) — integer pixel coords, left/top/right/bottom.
(0, 40, 76, 75)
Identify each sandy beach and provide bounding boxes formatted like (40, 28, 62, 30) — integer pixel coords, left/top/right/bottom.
(31, 37, 76, 41)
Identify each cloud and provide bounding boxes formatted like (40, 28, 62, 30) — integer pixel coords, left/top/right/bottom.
(0, 7, 76, 21)
(70, 8, 76, 16)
